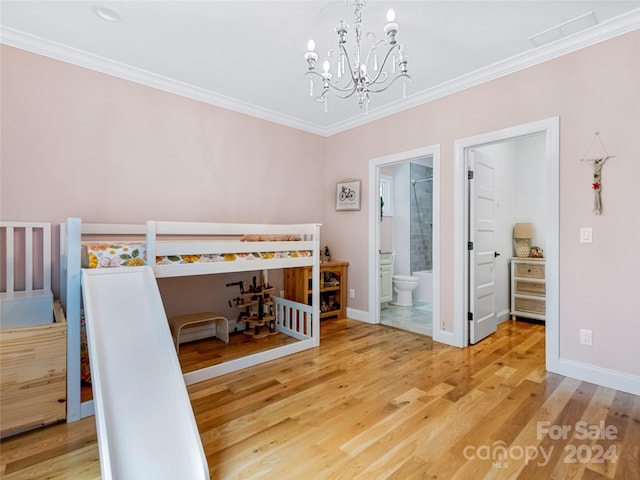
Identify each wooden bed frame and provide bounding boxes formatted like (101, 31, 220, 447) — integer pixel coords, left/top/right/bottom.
(61, 218, 321, 423)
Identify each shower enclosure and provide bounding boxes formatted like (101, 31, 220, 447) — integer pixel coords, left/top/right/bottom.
(410, 163, 433, 275)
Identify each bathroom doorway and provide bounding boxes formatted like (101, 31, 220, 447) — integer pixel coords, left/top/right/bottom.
(379, 159, 434, 336)
(368, 145, 444, 343)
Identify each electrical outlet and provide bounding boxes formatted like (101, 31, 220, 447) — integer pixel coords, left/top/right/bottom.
(280, 289, 284, 298)
(580, 328, 593, 346)
(349, 288, 356, 299)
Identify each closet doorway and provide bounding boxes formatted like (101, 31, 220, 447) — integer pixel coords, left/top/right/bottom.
(466, 134, 549, 343)
(453, 117, 560, 372)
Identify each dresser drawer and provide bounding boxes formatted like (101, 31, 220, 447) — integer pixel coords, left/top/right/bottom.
(515, 297, 545, 315)
(515, 262, 545, 279)
(515, 280, 545, 297)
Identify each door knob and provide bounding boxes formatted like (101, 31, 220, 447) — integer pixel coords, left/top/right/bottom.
(494, 252, 501, 257)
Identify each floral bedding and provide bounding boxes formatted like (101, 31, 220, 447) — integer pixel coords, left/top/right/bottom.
(82, 243, 311, 268)
(83, 243, 146, 268)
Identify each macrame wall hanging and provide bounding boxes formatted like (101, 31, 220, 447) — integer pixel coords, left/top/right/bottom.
(581, 132, 615, 215)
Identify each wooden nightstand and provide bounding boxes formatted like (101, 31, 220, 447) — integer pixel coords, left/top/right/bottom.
(284, 261, 349, 320)
(510, 257, 546, 322)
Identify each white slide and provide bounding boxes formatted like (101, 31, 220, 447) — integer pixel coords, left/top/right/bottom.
(82, 266, 209, 480)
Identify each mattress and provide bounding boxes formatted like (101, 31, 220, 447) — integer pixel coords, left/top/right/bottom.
(82, 242, 311, 269)
(0, 291, 54, 329)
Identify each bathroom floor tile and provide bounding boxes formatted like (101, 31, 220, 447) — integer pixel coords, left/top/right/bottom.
(380, 302, 432, 337)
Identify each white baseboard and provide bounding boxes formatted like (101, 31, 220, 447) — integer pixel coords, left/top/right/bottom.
(497, 309, 511, 324)
(346, 307, 370, 323)
(558, 358, 640, 396)
(433, 328, 461, 347)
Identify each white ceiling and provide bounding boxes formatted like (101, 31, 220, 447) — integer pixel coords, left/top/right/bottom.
(1, 1, 639, 136)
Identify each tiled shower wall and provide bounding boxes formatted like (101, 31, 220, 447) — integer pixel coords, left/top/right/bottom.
(410, 163, 433, 274)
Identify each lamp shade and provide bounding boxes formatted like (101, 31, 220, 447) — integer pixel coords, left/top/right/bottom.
(513, 223, 534, 239)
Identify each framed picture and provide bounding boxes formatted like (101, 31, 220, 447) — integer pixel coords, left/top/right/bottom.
(336, 179, 361, 211)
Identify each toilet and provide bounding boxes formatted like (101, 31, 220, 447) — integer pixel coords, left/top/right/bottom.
(391, 274, 420, 306)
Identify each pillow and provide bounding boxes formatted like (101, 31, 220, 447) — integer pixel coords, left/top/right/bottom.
(240, 234, 301, 242)
(82, 243, 147, 268)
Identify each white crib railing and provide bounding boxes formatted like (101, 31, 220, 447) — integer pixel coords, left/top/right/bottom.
(1, 222, 53, 330)
(1, 222, 51, 294)
(274, 296, 314, 340)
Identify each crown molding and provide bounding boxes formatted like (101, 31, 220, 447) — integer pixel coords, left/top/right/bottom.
(2, 8, 639, 138)
(0, 26, 326, 136)
(323, 8, 640, 136)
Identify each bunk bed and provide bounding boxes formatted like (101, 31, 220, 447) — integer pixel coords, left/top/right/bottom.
(61, 218, 321, 423)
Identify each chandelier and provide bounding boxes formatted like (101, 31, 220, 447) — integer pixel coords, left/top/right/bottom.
(304, 0, 410, 113)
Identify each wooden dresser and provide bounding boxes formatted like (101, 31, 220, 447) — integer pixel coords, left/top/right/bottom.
(284, 261, 349, 320)
(510, 257, 546, 322)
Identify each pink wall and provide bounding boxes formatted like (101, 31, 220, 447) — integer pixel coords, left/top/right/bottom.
(2, 31, 639, 377)
(0, 46, 325, 315)
(323, 31, 639, 376)
(1, 46, 325, 227)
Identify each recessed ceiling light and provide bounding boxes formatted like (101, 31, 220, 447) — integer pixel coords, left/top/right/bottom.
(92, 5, 122, 23)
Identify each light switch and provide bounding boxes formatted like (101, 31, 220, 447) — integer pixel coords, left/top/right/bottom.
(580, 227, 592, 243)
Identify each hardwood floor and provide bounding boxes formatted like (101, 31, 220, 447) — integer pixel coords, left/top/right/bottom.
(178, 331, 300, 374)
(78, 330, 301, 403)
(2, 319, 639, 479)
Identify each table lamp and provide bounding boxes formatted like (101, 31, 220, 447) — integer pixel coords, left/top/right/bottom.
(513, 223, 534, 258)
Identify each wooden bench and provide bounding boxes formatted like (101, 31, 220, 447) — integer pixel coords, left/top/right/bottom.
(168, 312, 229, 352)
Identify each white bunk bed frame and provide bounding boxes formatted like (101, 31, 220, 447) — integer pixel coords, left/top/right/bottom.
(61, 218, 321, 422)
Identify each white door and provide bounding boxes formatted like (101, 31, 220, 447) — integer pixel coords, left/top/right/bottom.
(469, 150, 498, 344)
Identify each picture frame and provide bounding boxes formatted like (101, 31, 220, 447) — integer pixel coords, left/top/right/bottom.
(336, 179, 361, 211)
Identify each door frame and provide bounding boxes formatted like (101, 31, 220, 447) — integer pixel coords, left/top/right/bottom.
(367, 144, 444, 343)
(453, 116, 559, 373)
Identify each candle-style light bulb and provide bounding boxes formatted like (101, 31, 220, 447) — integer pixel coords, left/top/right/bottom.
(386, 9, 396, 23)
(323, 60, 331, 73)
(384, 8, 399, 43)
(307, 39, 316, 52)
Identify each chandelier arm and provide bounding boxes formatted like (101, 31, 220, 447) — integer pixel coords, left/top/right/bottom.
(313, 85, 360, 102)
(304, 70, 352, 90)
(339, 43, 359, 84)
(305, 72, 360, 100)
(305, 71, 359, 95)
(329, 84, 360, 94)
(328, 47, 356, 90)
(325, 86, 361, 100)
(366, 73, 411, 94)
(364, 38, 385, 69)
(366, 43, 401, 86)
